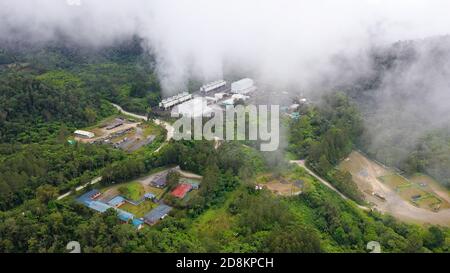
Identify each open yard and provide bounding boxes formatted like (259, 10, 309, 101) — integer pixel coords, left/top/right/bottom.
(339, 151, 450, 226)
(118, 181, 145, 201)
(121, 200, 157, 218)
(256, 173, 303, 196)
(73, 114, 163, 152)
(379, 174, 410, 188)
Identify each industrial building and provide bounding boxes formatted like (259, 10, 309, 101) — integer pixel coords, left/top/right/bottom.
(159, 92, 193, 110)
(174, 97, 213, 117)
(200, 80, 227, 93)
(74, 130, 95, 139)
(231, 78, 256, 95)
(105, 118, 124, 130)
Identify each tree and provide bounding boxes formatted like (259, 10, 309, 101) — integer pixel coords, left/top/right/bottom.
(57, 124, 70, 144)
(424, 226, 445, 249)
(84, 107, 97, 124)
(166, 170, 180, 191)
(36, 185, 58, 204)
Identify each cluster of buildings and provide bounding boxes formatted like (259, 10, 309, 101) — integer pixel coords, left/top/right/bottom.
(77, 188, 172, 229)
(77, 189, 145, 229)
(149, 167, 200, 199)
(73, 118, 156, 152)
(77, 167, 202, 228)
(158, 78, 257, 118)
(159, 92, 193, 110)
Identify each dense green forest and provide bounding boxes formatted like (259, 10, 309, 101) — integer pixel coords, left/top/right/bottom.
(0, 140, 448, 253)
(0, 39, 448, 253)
(288, 93, 364, 203)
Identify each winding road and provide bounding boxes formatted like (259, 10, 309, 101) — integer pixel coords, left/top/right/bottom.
(111, 103, 174, 141)
(290, 160, 370, 211)
(57, 103, 175, 201)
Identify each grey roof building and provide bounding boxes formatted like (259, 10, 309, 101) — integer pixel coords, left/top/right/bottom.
(144, 204, 173, 225)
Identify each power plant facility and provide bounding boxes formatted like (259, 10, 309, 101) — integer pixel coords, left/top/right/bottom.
(200, 80, 227, 93)
(173, 97, 213, 118)
(159, 92, 193, 110)
(231, 78, 256, 95)
(158, 78, 256, 115)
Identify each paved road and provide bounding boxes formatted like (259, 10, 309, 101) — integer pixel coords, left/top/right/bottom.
(58, 103, 175, 201)
(290, 160, 370, 211)
(111, 103, 174, 141)
(57, 176, 102, 200)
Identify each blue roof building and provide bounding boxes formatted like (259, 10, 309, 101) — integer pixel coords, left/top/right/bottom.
(76, 189, 101, 206)
(117, 209, 134, 222)
(108, 196, 126, 207)
(144, 204, 173, 225)
(132, 218, 144, 228)
(88, 201, 113, 213)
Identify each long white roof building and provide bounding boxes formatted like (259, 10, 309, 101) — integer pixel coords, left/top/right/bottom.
(231, 78, 256, 94)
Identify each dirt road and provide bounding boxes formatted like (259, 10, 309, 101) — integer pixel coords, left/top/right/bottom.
(111, 103, 174, 141)
(341, 151, 450, 226)
(290, 160, 370, 211)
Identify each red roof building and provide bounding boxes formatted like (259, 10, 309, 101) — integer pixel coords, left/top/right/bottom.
(171, 183, 193, 199)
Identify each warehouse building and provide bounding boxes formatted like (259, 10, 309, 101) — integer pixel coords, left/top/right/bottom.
(159, 92, 193, 110)
(74, 130, 95, 139)
(200, 80, 227, 93)
(174, 97, 213, 117)
(231, 78, 256, 95)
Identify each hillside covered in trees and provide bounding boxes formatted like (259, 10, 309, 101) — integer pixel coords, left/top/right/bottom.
(0, 39, 448, 253)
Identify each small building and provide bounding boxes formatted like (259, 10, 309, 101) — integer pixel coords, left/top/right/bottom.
(74, 130, 95, 139)
(144, 192, 156, 200)
(214, 92, 227, 100)
(151, 175, 168, 188)
(231, 78, 256, 95)
(231, 94, 250, 101)
(290, 112, 300, 119)
(117, 209, 135, 222)
(144, 204, 173, 225)
(290, 104, 300, 111)
(150, 167, 181, 188)
(107, 196, 126, 208)
(171, 183, 193, 199)
(132, 218, 144, 230)
(221, 98, 235, 106)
